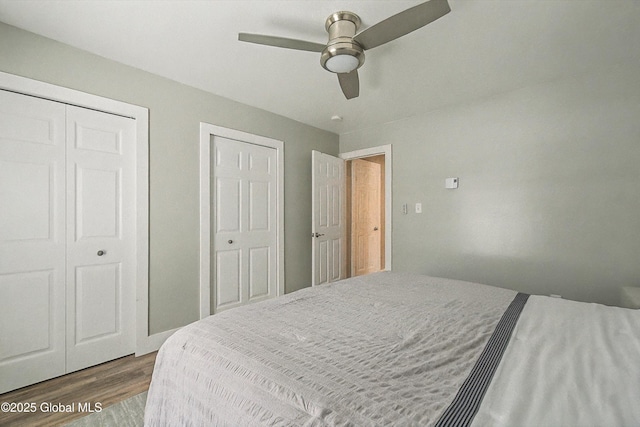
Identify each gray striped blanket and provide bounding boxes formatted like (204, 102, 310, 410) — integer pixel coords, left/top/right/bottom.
(144, 272, 640, 426)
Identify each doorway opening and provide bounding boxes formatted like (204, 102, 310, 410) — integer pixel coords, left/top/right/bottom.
(346, 155, 385, 277)
(340, 144, 392, 278)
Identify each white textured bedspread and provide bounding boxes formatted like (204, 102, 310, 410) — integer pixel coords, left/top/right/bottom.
(472, 295, 640, 426)
(144, 272, 516, 426)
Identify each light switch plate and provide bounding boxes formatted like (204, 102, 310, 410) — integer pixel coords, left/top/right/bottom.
(415, 203, 422, 213)
(445, 177, 459, 189)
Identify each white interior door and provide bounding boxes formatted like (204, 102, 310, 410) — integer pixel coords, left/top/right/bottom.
(65, 106, 136, 372)
(212, 136, 277, 313)
(0, 90, 136, 393)
(0, 90, 67, 393)
(311, 150, 346, 286)
(351, 159, 382, 276)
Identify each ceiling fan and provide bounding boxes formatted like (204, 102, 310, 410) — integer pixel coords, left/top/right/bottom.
(238, 0, 450, 100)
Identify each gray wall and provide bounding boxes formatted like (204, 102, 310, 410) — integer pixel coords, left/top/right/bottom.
(0, 22, 338, 334)
(341, 62, 640, 306)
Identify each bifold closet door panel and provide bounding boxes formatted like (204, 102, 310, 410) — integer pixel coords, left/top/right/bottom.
(65, 105, 136, 373)
(0, 90, 137, 393)
(0, 89, 67, 394)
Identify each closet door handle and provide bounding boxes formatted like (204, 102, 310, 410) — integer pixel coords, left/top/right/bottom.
(97, 250, 106, 256)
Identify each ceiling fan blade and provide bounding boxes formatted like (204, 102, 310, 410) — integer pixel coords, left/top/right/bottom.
(338, 70, 359, 99)
(353, 0, 450, 50)
(238, 33, 325, 53)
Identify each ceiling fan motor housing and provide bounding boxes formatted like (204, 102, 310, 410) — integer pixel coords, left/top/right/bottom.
(321, 11, 365, 73)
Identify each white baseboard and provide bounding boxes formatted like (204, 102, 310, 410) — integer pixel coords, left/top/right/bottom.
(135, 328, 179, 356)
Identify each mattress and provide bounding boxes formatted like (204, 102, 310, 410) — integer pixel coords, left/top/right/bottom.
(144, 272, 640, 426)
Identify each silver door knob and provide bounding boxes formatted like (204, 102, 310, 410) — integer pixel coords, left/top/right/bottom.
(313, 232, 324, 238)
(97, 250, 106, 256)
(228, 240, 233, 244)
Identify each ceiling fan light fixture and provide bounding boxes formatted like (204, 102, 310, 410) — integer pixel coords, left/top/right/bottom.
(320, 40, 365, 73)
(325, 54, 360, 73)
(320, 11, 364, 75)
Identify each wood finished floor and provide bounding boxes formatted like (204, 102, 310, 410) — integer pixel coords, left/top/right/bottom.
(0, 352, 157, 427)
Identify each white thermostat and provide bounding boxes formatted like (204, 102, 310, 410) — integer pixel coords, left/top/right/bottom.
(445, 177, 459, 189)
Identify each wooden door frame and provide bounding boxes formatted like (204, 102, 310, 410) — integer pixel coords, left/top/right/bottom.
(0, 71, 152, 355)
(340, 145, 392, 272)
(199, 123, 284, 319)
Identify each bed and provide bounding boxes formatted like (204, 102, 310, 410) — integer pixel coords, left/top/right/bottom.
(144, 272, 640, 426)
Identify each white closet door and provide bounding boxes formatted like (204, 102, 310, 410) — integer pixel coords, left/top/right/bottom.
(212, 136, 277, 313)
(65, 106, 136, 372)
(0, 90, 66, 393)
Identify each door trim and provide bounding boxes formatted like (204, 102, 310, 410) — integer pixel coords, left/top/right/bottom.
(0, 71, 151, 356)
(199, 123, 284, 319)
(340, 144, 392, 271)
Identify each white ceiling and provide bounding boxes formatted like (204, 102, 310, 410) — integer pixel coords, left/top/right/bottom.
(1, 0, 639, 135)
